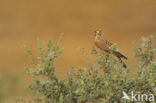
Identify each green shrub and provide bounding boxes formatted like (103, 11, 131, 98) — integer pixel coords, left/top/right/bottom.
(17, 35, 156, 103)
(0, 76, 7, 103)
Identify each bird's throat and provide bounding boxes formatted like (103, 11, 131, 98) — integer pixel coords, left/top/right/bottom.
(95, 34, 100, 38)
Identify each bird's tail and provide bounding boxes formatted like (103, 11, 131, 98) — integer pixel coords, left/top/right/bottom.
(113, 51, 127, 60)
(117, 57, 127, 68)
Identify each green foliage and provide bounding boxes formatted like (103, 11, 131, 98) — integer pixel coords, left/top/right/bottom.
(0, 76, 7, 103)
(18, 35, 156, 103)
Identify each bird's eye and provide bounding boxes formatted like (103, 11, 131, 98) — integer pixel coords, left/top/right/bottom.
(94, 31, 96, 33)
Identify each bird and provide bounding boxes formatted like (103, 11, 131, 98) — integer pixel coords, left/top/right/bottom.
(94, 30, 127, 68)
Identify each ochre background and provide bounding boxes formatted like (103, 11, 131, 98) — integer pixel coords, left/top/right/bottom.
(0, 0, 156, 102)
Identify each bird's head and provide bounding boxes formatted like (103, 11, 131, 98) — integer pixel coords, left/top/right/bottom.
(94, 30, 102, 38)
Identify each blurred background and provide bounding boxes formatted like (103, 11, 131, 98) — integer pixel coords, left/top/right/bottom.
(0, 0, 156, 102)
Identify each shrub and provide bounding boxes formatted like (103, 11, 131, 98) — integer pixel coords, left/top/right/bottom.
(17, 35, 156, 103)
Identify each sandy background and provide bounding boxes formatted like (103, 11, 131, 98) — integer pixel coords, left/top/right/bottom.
(0, 0, 156, 102)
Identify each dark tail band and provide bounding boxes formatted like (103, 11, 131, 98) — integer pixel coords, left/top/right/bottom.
(117, 57, 127, 68)
(113, 51, 127, 60)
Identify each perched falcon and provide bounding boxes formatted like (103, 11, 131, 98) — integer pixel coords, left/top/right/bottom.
(94, 30, 127, 68)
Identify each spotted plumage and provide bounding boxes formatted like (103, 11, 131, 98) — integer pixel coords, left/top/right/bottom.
(94, 30, 127, 68)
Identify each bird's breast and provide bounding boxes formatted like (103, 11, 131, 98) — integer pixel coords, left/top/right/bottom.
(94, 38, 110, 51)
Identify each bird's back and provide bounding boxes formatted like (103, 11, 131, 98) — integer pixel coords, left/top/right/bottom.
(94, 35, 112, 51)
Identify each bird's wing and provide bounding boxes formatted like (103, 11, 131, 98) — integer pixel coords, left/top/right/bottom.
(94, 36, 112, 51)
(101, 36, 112, 47)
